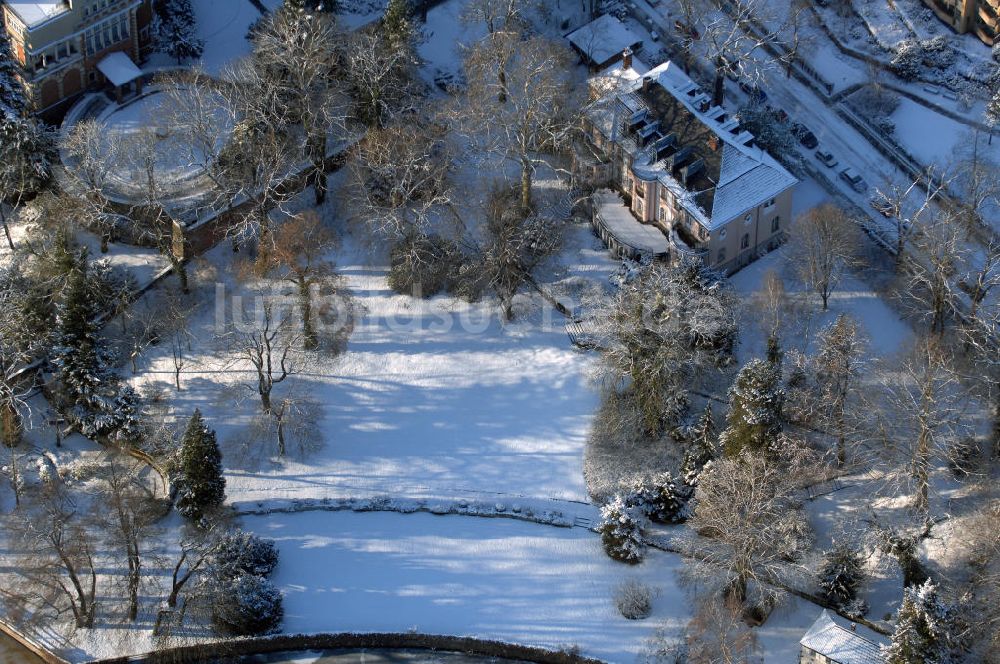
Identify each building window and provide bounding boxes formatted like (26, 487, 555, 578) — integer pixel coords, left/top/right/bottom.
(762, 198, 775, 209)
(771, 216, 780, 233)
(744, 213, 752, 225)
(741, 233, 750, 250)
(719, 227, 727, 239)
(717, 248, 726, 263)
(658, 206, 667, 222)
(635, 199, 644, 216)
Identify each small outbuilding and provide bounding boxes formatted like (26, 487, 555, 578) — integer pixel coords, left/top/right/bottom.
(96, 51, 145, 103)
(799, 610, 887, 664)
(566, 14, 643, 70)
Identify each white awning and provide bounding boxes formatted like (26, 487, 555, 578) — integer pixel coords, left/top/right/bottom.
(97, 51, 143, 88)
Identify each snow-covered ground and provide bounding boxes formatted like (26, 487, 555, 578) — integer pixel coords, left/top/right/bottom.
(129, 222, 613, 507)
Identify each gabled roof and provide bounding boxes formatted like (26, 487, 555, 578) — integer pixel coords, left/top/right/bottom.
(566, 14, 641, 66)
(587, 60, 798, 230)
(800, 610, 887, 664)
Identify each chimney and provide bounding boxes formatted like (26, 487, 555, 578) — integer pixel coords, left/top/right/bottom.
(707, 135, 720, 151)
(850, 623, 857, 632)
(622, 47, 633, 70)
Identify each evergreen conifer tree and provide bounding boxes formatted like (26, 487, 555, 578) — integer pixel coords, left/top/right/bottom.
(176, 409, 226, 520)
(818, 542, 867, 615)
(0, 29, 27, 120)
(719, 358, 784, 458)
(155, 0, 204, 64)
(883, 580, 957, 664)
(382, 0, 413, 55)
(598, 494, 645, 563)
(681, 403, 717, 486)
(52, 254, 103, 409)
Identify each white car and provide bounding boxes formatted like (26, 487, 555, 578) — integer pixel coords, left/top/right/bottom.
(839, 168, 868, 193)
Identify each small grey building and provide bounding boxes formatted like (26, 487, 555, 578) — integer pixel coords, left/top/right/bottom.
(800, 610, 887, 664)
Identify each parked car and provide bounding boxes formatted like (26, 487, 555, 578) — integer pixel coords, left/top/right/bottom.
(650, 30, 660, 42)
(839, 167, 868, 193)
(790, 122, 818, 149)
(814, 148, 837, 168)
(738, 80, 767, 103)
(674, 20, 700, 40)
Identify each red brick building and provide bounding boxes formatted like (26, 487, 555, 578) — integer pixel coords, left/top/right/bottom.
(1, 0, 154, 119)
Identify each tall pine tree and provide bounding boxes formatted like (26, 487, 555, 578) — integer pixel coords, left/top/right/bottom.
(51, 254, 103, 409)
(155, 0, 204, 64)
(719, 358, 784, 458)
(176, 409, 226, 520)
(883, 579, 957, 664)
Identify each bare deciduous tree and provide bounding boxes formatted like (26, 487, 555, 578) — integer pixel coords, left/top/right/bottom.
(232, 302, 298, 413)
(250, 7, 350, 204)
(345, 119, 452, 239)
(816, 314, 865, 466)
(462, 34, 579, 212)
(788, 204, 859, 311)
(876, 338, 968, 514)
(264, 210, 338, 349)
(683, 453, 810, 610)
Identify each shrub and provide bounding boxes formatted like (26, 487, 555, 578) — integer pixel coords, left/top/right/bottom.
(387, 233, 460, 297)
(213, 530, 279, 579)
(598, 494, 646, 563)
(212, 574, 283, 635)
(947, 437, 979, 477)
(614, 578, 653, 619)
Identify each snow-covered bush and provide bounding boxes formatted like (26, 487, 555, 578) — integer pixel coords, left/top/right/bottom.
(947, 437, 979, 477)
(613, 578, 653, 619)
(212, 574, 283, 635)
(628, 473, 690, 524)
(213, 530, 279, 579)
(818, 542, 868, 617)
(891, 40, 923, 81)
(849, 87, 900, 136)
(598, 494, 646, 564)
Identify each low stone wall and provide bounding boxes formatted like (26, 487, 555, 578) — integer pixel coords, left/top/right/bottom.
(91, 632, 607, 664)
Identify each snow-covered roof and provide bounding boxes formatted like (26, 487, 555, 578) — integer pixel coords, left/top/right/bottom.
(800, 610, 887, 664)
(3, 1, 70, 28)
(97, 51, 142, 87)
(566, 14, 641, 67)
(587, 60, 798, 231)
(594, 189, 669, 256)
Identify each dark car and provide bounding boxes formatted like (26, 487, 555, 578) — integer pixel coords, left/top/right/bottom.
(738, 80, 767, 103)
(790, 122, 818, 149)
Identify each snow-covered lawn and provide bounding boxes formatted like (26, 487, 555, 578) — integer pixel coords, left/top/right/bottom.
(243, 509, 828, 664)
(129, 223, 616, 506)
(890, 96, 999, 170)
(245, 510, 686, 662)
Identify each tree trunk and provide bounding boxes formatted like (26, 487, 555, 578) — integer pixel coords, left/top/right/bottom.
(277, 414, 286, 457)
(299, 277, 317, 350)
(1, 204, 13, 251)
(310, 134, 328, 205)
(713, 57, 726, 107)
(520, 159, 532, 213)
(913, 426, 930, 513)
(260, 387, 272, 414)
(821, 290, 829, 311)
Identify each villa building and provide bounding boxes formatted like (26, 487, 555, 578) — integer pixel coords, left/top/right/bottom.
(582, 52, 798, 275)
(920, 0, 997, 45)
(1, 0, 154, 118)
